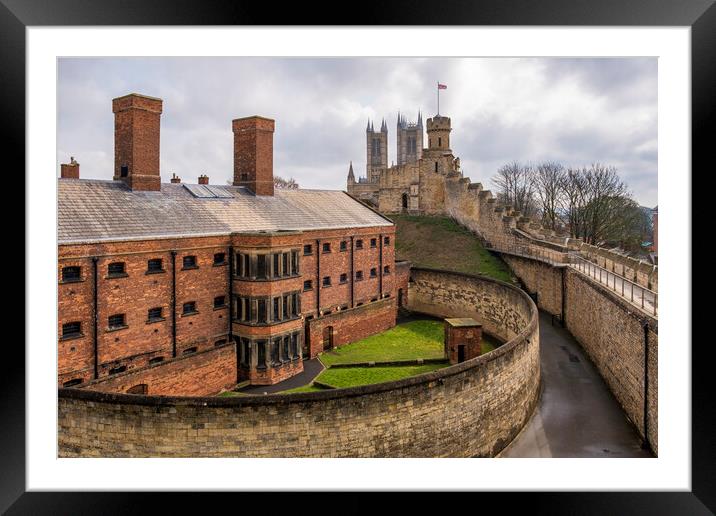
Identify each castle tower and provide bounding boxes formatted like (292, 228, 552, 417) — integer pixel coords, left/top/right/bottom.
(396, 111, 424, 166)
(427, 114, 451, 152)
(112, 93, 163, 191)
(366, 118, 388, 183)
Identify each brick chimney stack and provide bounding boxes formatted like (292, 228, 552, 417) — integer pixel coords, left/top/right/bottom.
(112, 93, 163, 191)
(60, 156, 80, 179)
(232, 116, 275, 196)
(170, 173, 181, 184)
(198, 174, 209, 185)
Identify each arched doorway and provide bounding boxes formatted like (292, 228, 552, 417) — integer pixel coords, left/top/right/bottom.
(322, 326, 334, 351)
(127, 383, 148, 395)
(401, 193, 409, 210)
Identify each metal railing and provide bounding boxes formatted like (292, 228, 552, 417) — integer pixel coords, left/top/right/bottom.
(568, 255, 658, 316)
(488, 238, 658, 317)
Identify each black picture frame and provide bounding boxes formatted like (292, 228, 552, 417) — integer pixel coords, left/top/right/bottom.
(4, 0, 710, 512)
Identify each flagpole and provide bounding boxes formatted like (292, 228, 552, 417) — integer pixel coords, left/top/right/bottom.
(437, 81, 440, 115)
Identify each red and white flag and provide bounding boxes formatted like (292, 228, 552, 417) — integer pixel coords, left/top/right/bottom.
(438, 83, 447, 89)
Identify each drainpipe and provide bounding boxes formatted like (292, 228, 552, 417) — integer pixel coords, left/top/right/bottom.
(642, 321, 651, 451)
(228, 245, 234, 341)
(350, 236, 355, 308)
(171, 250, 177, 358)
(379, 233, 383, 298)
(92, 256, 99, 379)
(561, 267, 567, 327)
(315, 239, 321, 313)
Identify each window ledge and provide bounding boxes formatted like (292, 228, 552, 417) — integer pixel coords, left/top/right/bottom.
(181, 265, 199, 271)
(60, 333, 84, 341)
(59, 278, 84, 285)
(213, 305, 228, 311)
(181, 311, 199, 317)
(106, 273, 128, 279)
(146, 318, 165, 324)
(213, 262, 228, 267)
(145, 269, 166, 275)
(106, 325, 128, 333)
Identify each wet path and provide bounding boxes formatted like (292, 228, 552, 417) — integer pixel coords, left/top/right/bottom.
(500, 311, 652, 458)
(238, 358, 324, 395)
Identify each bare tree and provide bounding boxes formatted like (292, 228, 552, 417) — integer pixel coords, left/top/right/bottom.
(533, 161, 566, 230)
(492, 161, 537, 216)
(274, 175, 299, 190)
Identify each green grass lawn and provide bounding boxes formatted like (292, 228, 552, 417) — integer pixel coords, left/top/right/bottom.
(217, 390, 248, 397)
(319, 319, 445, 366)
(315, 363, 448, 389)
(281, 384, 327, 394)
(391, 214, 515, 283)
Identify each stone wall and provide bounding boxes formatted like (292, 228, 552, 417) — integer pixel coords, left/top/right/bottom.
(58, 269, 540, 458)
(495, 253, 658, 454)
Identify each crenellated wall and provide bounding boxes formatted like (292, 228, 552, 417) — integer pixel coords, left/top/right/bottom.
(58, 269, 540, 458)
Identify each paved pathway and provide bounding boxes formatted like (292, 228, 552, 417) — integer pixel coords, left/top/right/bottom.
(238, 358, 324, 395)
(500, 311, 652, 458)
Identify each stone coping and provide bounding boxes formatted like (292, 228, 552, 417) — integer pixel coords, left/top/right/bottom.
(58, 267, 538, 407)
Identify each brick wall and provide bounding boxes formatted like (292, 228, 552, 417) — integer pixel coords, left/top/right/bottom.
(305, 298, 396, 358)
(78, 343, 237, 396)
(58, 269, 540, 457)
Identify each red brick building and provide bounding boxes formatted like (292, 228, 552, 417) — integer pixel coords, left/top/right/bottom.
(58, 93, 407, 393)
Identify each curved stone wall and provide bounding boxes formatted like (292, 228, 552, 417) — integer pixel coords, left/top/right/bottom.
(58, 268, 540, 458)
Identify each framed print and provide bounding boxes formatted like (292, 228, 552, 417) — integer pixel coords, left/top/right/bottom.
(5, 0, 712, 512)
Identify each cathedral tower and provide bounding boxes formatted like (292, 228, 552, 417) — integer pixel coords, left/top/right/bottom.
(396, 111, 423, 165)
(366, 118, 388, 183)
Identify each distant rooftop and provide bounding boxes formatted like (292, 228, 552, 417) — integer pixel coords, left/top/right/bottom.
(58, 179, 393, 245)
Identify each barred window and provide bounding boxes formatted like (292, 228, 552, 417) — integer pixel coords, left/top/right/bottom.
(356, 270, 363, 281)
(147, 307, 163, 321)
(182, 301, 197, 315)
(384, 236, 390, 246)
(340, 241, 347, 251)
(107, 262, 125, 277)
(356, 239, 363, 249)
(214, 296, 226, 309)
(322, 242, 331, 253)
(61, 266, 81, 282)
(147, 258, 163, 273)
(322, 276, 331, 287)
(383, 265, 390, 275)
(182, 255, 197, 269)
(370, 268, 377, 278)
(304, 280, 313, 291)
(339, 273, 348, 284)
(62, 321, 82, 339)
(109, 365, 127, 375)
(303, 244, 313, 255)
(370, 238, 377, 248)
(213, 252, 226, 265)
(108, 314, 126, 329)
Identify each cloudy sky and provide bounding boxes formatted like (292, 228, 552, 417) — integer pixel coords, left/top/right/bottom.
(57, 57, 657, 207)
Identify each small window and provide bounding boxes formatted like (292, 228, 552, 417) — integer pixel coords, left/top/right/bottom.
(303, 244, 313, 255)
(370, 268, 377, 278)
(322, 276, 331, 287)
(147, 307, 163, 321)
(435, 162, 438, 173)
(109, 365, 126, 375)
(149, 356, 164, 365)
(291, 251, 299, 275)
(147, 258, 163, 273)
(213, 252, 226, 265)
(62, 378, 82, 388)
(303, 280, 313, 291)
(356, 239, 364, 249)
(126, 384, 148, 395)
(273, 297, 280, 320)
(339, 273, 347, 284)
(215, 339, 227, 347)
(61, 266, 81, 282)
(107, 262, 126, 277)
(340, 241, 347, 252)
(273, 253, 281, 276)
(370, 238, 377, 248)
(182, 301, 197, 315)
(322, 242, 331, 254)
(108, 314, 126, 329)
(61, 321, 82, 339)
(384, 236, 390, 246)
(257, 299, 267, 324)
(120, 165, 128, 177)
(438, 137, 442, 147)
(182, 255, 197, 269)
(214, 295, 226, 309)
(182, 347, 197, 355)
(356, 270, 363, 281)
(256, 255, 267, 279)
(383, 265, 390, 275)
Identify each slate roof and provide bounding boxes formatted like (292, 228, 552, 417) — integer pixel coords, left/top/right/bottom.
(58, 179, 393, 245)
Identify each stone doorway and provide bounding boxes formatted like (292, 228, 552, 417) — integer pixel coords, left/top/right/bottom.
(458, 345, 466, 363)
